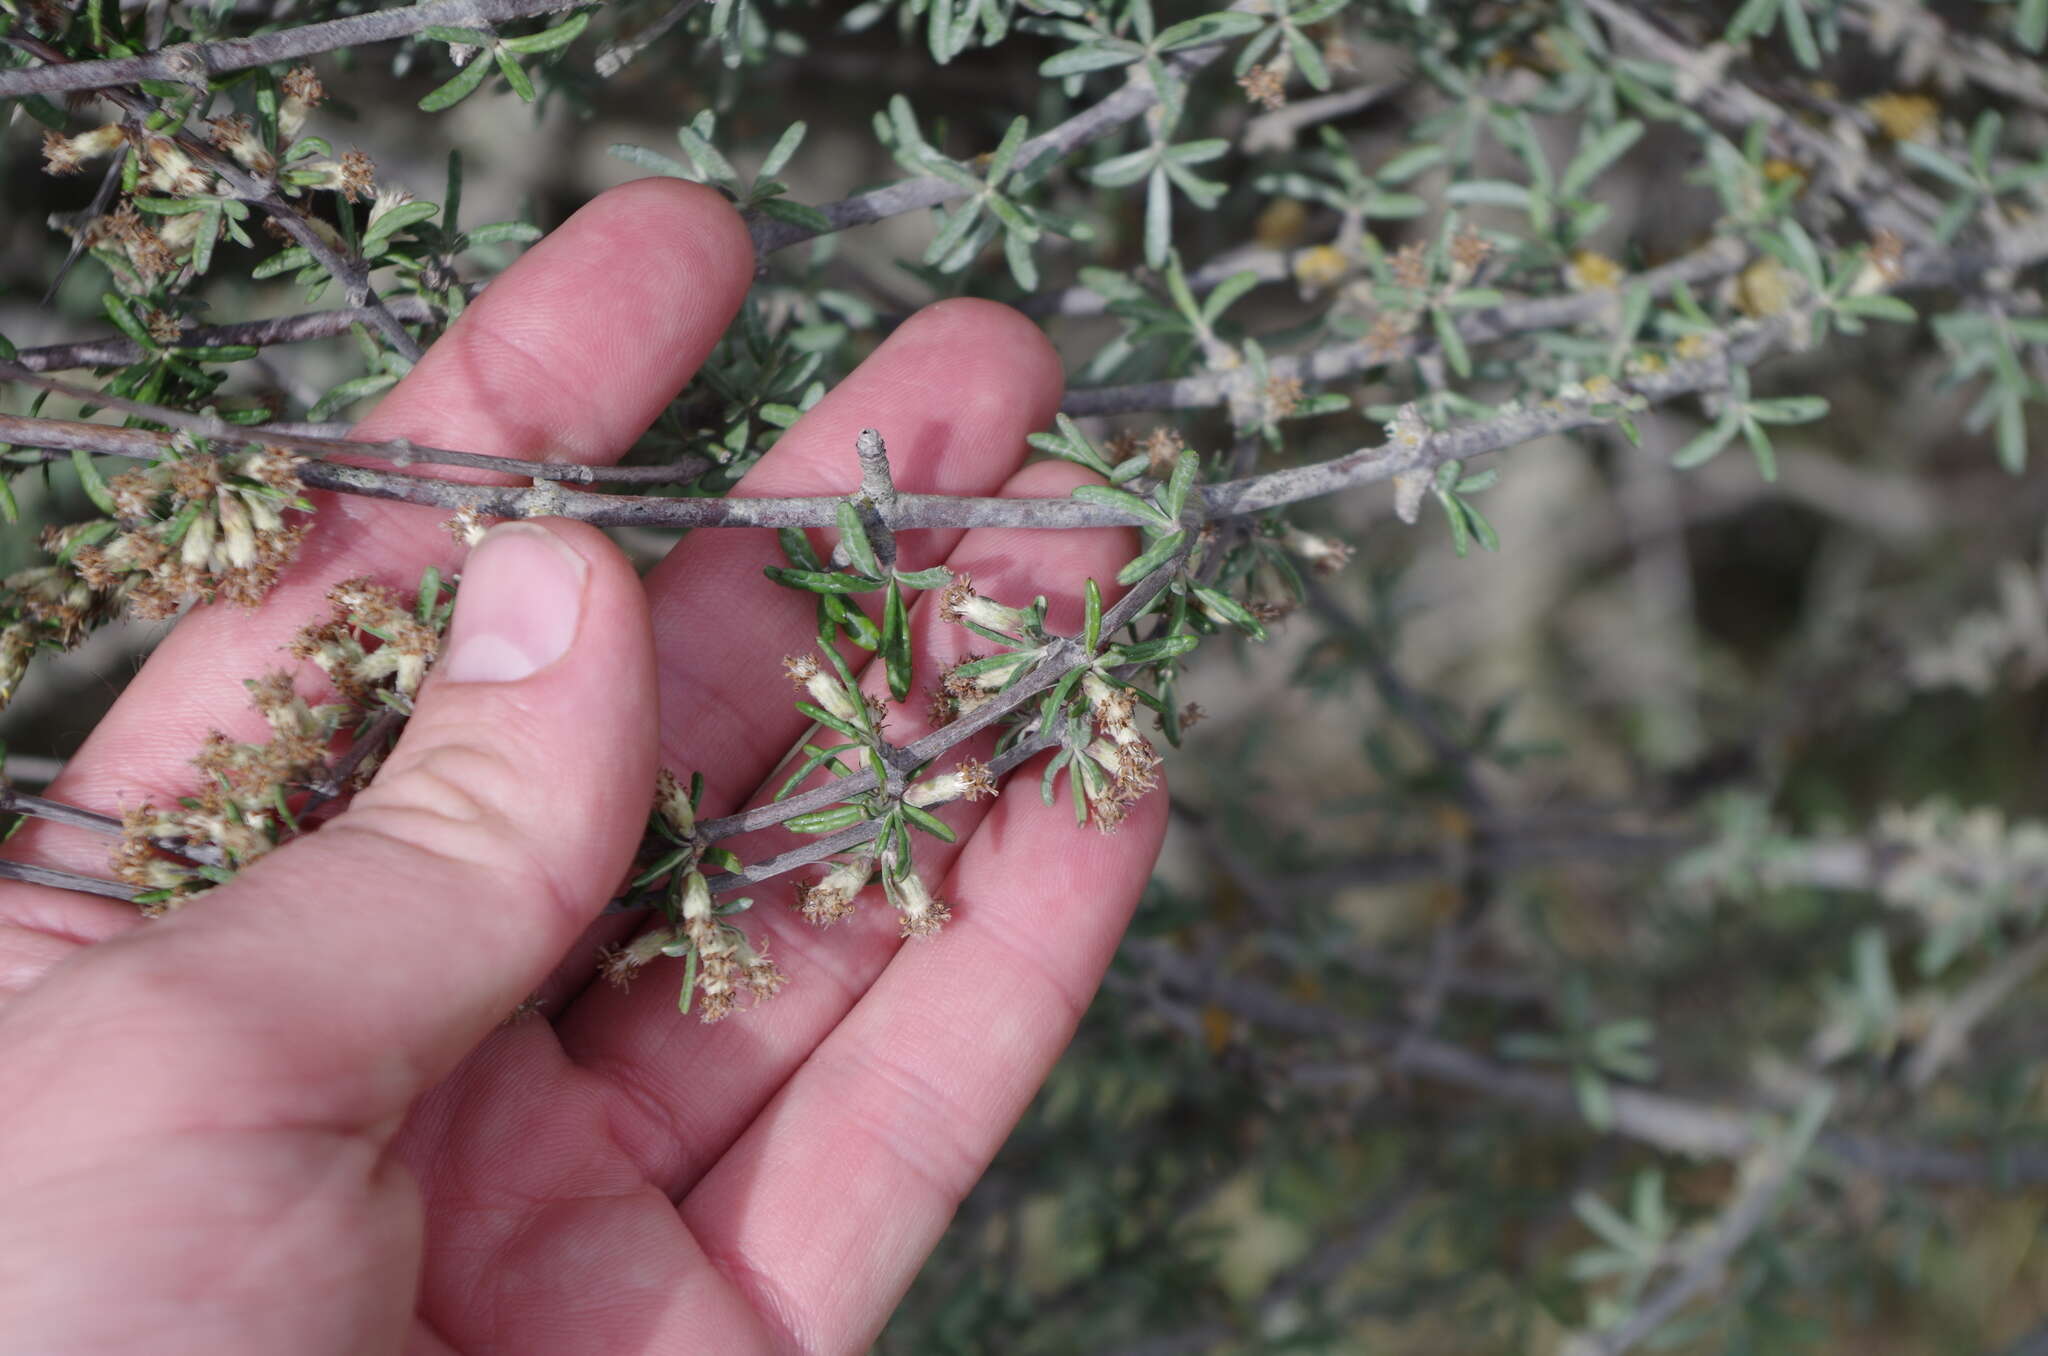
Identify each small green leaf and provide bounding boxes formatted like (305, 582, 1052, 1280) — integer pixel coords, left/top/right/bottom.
(883, 577, 912, 702)
(1144, 165, 1172, 270)
(1671, 414, 1739, 468)
(1432, 305, 1471, 378)
(1040, 42, 1143, 78)
(71, 449, 118, 515)
(676, 122, 741, 190)
(1072, 483, 1173, 528)
(1748, 395, 1829, 424)
(363, 200, 438, 248)
(494, 47, 535, 102)
(1117, 530, 1189, 585)
(1741, 416, 1779, 481)
(988, 115, 1030, 184)
(1163, 449, 1198, 519)
(421, 24, 493, 44)
(1837, 293, 1917, 324)
(836, 501, 881, 578)
(419, 55, 492, 112)
(764, 566, 885, 594)
(1560, 119, 1644, 198)
(499, 11, 589, 54)
(608, 144, 694, 179)
(1104, 634, 1199, 665)
(464, 221, 544, 246)
(902, 802, 957, 842)
(760, 120, 808, 180)
(101, 293, 154, 349)
(1154, 10, 1263, 50)
(1193, 585, 1266, 640)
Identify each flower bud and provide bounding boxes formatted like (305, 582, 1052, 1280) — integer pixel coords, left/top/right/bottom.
(279, 66, 325, 142)
(785, 654, 862, 725)
(679, 868, 714, 922)
(886, 869, 952, 938)
(602, 926, 681, 989)
(798, 855, 873, 926)
(656, 768, 696, 838)
(217, 492, 258, 570)
(938, 577, 1035, 640)
(904, 758, 996, 807)
(41, 124, 128, 176)
(181, 511, 217, 570)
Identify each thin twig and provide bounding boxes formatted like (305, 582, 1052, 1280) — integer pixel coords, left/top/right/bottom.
(0, 316, 1922, 534)
(14, 195, 2044, 534)
(298, 707, 407, 814)
(13, 295, 460, 374)
(0, 785, 123, 837)
(1061, 236, 1748, 417)
(0, 858, 138, 901)
(0, 0, 590, 99)
(1902, 929, 2048, 1092)
(0, 405, 711, 487)
(1136, 947, 2048, 1184)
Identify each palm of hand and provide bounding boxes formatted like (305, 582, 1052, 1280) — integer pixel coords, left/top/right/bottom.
(0, 182, 1163, 1354)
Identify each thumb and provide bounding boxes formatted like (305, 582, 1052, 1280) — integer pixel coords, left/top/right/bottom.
(36, 520, 658, 1132)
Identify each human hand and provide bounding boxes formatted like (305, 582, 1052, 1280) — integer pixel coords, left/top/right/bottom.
(0, 180, 1165, 1355)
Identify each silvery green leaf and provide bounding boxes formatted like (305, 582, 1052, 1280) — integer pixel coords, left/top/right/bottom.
(1560, 119, 1643, 198)
(675, 123, 740, 191)
(759, 120, 807, 179)
(1154, 10, 1263, 49)
(1144, 165, 1172, 269)
(1087, 146, 1160, 188)
(1039, 41, 1142, 77)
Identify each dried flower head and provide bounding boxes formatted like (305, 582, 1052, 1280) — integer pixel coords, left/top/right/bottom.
(1448, 228, 1492, 285)
(797, 855, 874, 926)
(938, 577, 1036, 641)
(299, 151, 376, 202)
(445, 506, 488, 547)
(905, 758, 997, 808)
(785, 652, 862, 724)
(886, 868, 953, 938)
(138, 136, 211, 197)
(1264, 376, 1304, 421)
(1390, 242, 1431, 291)
(41, 123, 126, 176)
(207, 114, 276, 174)
(1238, 64, 1287, 112)
(1142, 428, 1187, 480)
(279, 66, 325, 141)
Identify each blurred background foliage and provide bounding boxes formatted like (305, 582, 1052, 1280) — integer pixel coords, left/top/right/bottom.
(7, 0, 2048, 1349)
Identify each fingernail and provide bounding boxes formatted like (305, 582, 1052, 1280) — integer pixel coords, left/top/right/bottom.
(438, 523, 588, 684)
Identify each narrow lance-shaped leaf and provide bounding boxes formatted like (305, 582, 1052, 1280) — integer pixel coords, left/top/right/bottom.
(882, 577, 912, 702)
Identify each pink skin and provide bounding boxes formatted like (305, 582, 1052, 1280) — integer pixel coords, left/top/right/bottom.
(0, 180, 1165, 1355)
